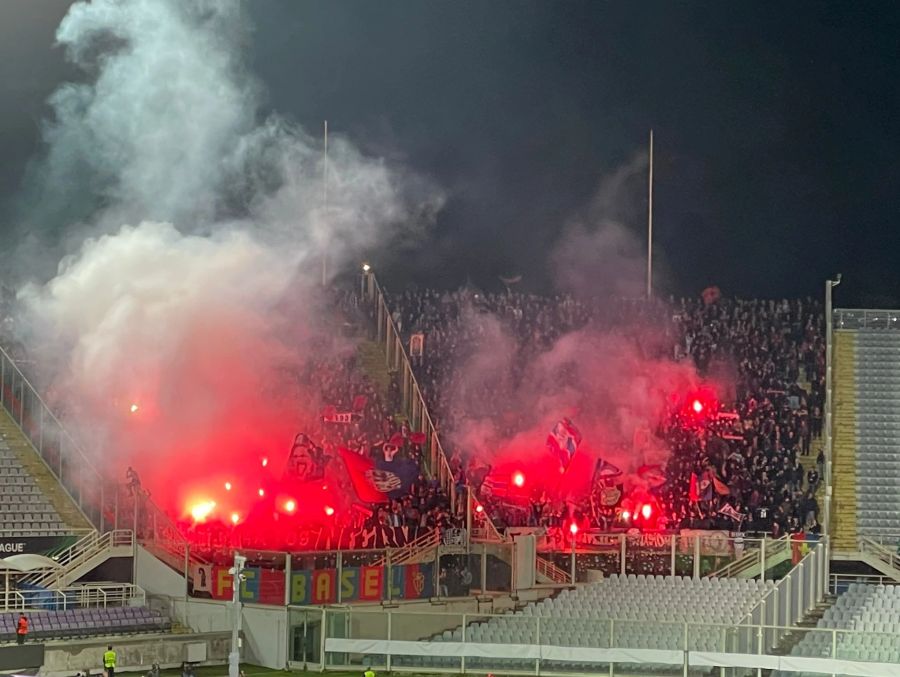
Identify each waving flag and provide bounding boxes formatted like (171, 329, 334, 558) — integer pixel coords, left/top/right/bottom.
(719, 504, 744, 523)
(339, 448, 418, 503)
(713, 474, 731, 496)
(547, 418, 582, 471)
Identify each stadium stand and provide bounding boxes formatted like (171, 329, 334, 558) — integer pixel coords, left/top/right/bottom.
(0, 607, 170, 642)
(387, 287, 825, 534)
(394, 574, 774, 670)
(850, 331, 900, 537)
(0, 438, 66, 534)
(787, 583, 900, 663)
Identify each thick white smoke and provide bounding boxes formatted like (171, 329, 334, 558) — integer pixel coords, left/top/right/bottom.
(11, 0, 442, 511)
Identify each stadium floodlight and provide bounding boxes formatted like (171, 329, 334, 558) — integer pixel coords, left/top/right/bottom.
(362, 263, 371, 272)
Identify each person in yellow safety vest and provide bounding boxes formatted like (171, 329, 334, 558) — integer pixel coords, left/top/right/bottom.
(364, 668, 375, 677)
(103, 645, 117, 677)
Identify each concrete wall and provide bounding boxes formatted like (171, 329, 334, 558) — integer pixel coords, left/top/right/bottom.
(40, 632, 231, 677)
(168, 598, 288, 669)
(242, 605, 288, 669)
(135, 545, 187, 598)
(171, 598, 232, 634)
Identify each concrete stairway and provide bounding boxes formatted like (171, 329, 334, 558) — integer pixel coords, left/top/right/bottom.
(20, 530, 135, 588)
(358, 340, 393, 403)
(0, 408, 92, 531)
(832, 331, 858, 552)
(770, 597, 834, 658)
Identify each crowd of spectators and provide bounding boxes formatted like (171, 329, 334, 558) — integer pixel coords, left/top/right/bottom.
(121, 289, 460, 553)
(387, 288, 825, 536)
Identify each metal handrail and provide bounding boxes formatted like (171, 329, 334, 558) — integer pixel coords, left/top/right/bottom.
(14, 583, 145, 611)
(833, 308, 900, 330)
(0, 344, 193, 552)
(20, 529, 135, 588)
(859, 537, 900, 572)
(535, 555, 570, 584)
(708, 534, 789, 578)
(369, 276, 459, 510)
(374, 530, 441, 568)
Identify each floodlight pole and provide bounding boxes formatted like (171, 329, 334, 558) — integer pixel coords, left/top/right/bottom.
(823, 275, 841, 540)
(228, 553, 247, 677)
(646, 129, 654, 299)
(322, 120, 329, 287)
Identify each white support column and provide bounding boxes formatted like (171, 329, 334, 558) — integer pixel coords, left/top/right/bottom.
(228, 553, 247, 677)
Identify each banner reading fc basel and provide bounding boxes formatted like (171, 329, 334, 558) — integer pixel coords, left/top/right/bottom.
(190, 562, 434, 605)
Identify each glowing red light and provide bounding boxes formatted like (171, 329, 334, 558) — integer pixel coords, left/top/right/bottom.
(622, 510, 631, 521)
(129, 403, 139, 414)
(692, 399, 703, 414)
(261, 457, 268, 467)
(284, 499, 296, 513)
(230, 512, 240, 525)
(569, 523, 579, 535)
(324, 506, 335, 516)
(475, 505, 484, 514)
(641, 504, 652, 519)
(189, 500, 216, 522)
(512, 472, 525, 488)
(224, 481, 232, 491)
(258, 488, 265, 497)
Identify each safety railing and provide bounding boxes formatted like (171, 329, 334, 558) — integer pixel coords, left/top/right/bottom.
(2, 583, 145, 612)
(373, 529, 441, 568)
(708, 534, 790, 579)
(298, 585, 891, 677)
(834, 308, 900, 330)
(742, 538, 828, 652)
(0, 345, 192, 555)
(535, 555, 571, 585)
(21, 529, 134, 588)
(362, 273, 459, 514)
(830, 572, 900, 595)
(0, 344, 103, 529)
(859, 537, 900, 575)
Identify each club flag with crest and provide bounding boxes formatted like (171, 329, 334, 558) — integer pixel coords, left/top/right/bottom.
(547, 418, 582, 471)
(339, 448, 417, 503)
(375, 455, 418, 500)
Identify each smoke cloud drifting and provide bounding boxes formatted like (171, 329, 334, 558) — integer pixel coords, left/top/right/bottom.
(10, 0, 442, 517)
(441, 158, 707, 512)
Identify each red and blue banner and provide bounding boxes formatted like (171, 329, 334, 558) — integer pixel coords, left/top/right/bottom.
(195, 561, 434, 605)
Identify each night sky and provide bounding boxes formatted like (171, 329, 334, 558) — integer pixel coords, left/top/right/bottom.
(2, 1, 899, 306)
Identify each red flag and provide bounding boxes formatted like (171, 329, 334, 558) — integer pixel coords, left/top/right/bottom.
(352, 395, 368, 412)
(339, 448, 387, 503)
(713, 475, 731, 496)
(410, 432, 427, 445)
(689, 473, 699, 502)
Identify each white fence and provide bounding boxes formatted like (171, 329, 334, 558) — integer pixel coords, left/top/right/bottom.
(1, 583, 145, 611)
(287, 545, 832, 676)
